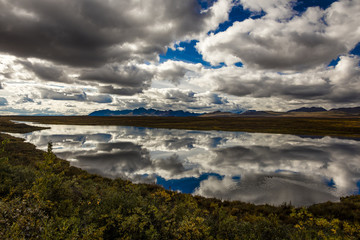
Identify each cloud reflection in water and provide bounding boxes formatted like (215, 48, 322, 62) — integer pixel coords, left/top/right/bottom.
(11, 123, 360, 206)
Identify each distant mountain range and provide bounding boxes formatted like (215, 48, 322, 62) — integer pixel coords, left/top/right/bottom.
(285, 107, 360, 116)
(287, 107, 327, 113)
(89, 106, 360, 117)
(89, 108, 201, 117)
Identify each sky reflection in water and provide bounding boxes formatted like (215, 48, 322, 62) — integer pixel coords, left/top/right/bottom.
(11, 123, 360, 206)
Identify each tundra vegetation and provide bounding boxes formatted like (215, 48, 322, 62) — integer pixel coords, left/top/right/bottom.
(4, 115, 360, 139)
(1, 118, 360, 239)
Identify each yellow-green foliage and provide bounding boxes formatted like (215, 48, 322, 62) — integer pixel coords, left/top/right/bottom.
(1, 134, 360, 239)
(290, 208, 360, 239)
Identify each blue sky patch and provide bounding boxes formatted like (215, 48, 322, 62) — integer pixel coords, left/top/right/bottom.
(325, 178, 336, 188)
(160, 40, 227, 68)
(293, 0, 338, 13)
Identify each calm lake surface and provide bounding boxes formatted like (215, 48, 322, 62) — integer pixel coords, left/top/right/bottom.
(10, 122, 360, 206)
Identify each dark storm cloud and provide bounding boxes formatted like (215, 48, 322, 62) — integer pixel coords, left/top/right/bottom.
(0, 1, 109, 67)
(18, 60, 72, 83)
(79, 64, 153, 95)
(98, 85, 144, 96)
(40, 89, 86, 101)
(0, 0, 232, 102)
(211, 54, 360, 104)
(164, 90, 196, 102)
(235, 32, 347, 71)
(0, 0, 216, 67)
(39, 88, 112, 103)
(217, 79, 332, 99)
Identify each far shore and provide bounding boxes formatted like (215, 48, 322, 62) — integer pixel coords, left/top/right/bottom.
(1, 115, 360, 139)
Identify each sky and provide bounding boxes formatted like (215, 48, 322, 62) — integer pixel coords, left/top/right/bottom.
(0, 0, 359, 115)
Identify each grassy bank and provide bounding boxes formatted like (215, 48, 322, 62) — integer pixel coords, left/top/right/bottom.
(0, 118, 48, 133)
(3, 115, 360, 139)
(1, 119, 360, 239)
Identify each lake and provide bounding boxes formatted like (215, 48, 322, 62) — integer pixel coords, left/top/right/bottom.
(9, 122, 360, 206)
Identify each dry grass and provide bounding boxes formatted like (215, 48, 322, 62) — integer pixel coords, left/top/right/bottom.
(1, 115, 360, 138)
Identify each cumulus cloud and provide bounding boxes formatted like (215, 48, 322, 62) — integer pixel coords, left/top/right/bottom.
(40, 88, 86, 101)
(98, 85, 144, 96)
(196, 92, 229, 104)
(39, 88, 112, 103)
(154, 60, 203, 84)
(18, 60, 72, 83)
(16, 95, 35, 104)
(203, 0, 235, 29)
(153, 154, 187, 176)
(0, 0, 235, 102)
(327, 55, 360, 102)
(197, 0, 360, 70)
(80, 60, 203, 96)
(0, 0, 359, 114)
(78, 63, 155, 95)
(139, 88, 233, 112)
(79, 64, 153, 87)
(0, 0, 231, 67)
(240, 0, 295, 19)
(204, 66, 331, 98)
(164, 89, 196, 102)
(192, 55, 360, 104)
(87, 94, 113, 104)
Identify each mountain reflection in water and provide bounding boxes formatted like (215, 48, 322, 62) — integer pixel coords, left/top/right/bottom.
(10, 123, 360, 206)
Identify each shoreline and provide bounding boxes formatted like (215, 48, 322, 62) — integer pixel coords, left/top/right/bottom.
(1, 115, 360, 139)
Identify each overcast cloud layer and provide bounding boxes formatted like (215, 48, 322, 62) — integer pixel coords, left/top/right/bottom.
(0, 0, 359, 115)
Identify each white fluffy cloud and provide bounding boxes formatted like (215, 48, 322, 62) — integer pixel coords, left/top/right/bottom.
(153, 60, 203, 84)
(0, 0, 359, 114)
(197, 0, 360, 70)
(240, 0, 295, 19)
